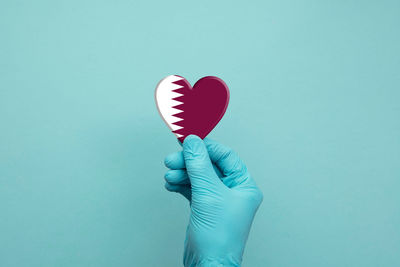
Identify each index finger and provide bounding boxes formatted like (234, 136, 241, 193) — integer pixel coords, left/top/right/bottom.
(204, 138, 249, 180)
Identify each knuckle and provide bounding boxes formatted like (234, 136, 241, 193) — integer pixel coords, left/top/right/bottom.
(254, 188, 264, 205)
(243, 188, 263, 206)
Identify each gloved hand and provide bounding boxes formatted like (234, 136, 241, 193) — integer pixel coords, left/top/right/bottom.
(164, 135, 263, 267)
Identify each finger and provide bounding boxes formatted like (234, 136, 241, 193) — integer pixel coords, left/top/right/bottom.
(165, 151, 222, 177)
(212, 163, 223, 178)
(177, 138, 183, 147)
(204, 138, 252, 187)
(164, 151, 185, 169)
(204, 138, 247, 176)
(164, 182, 191, 201)
(182, 135, 222, 189)
(165, 169, 190, 185)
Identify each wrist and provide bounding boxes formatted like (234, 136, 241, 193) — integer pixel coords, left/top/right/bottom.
(183, 224, 245, 267)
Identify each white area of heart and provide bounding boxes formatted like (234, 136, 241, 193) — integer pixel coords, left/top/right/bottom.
(155, 75, 184, 138)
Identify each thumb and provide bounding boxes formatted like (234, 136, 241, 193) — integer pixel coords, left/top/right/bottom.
(182, 135, 222, 189)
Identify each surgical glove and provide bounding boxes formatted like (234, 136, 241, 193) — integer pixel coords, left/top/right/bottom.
(164, 135, 263, 267)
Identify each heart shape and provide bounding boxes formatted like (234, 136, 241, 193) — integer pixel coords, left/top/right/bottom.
(155, 75, 230, 142)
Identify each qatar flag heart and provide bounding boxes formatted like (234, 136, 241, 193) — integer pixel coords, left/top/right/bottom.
(155, 75, 230, 142)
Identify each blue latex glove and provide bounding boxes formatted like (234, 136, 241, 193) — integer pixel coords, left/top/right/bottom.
(164, 135, 263, 266)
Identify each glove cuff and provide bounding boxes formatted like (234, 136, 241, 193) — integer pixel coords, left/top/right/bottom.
(184, 252, 241, 267)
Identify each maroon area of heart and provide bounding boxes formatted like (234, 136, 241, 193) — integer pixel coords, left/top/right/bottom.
(170, 76, 230, 143)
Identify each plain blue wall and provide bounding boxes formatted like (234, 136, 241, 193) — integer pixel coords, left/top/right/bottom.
(1, 1, 399, 266)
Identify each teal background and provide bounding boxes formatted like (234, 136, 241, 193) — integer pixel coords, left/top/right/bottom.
(1, 0, 399, 266)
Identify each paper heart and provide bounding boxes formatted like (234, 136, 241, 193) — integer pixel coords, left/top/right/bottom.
(155, 75, 230, 142)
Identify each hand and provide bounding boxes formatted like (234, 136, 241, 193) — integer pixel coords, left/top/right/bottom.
(164, 135, 263, 266)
